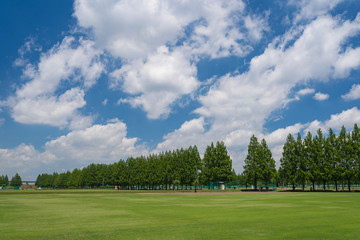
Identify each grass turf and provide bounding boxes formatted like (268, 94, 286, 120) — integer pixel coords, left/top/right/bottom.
(0, 191, 359, 239)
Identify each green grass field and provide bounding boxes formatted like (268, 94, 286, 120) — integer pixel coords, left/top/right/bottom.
(1, 190, 359, 239)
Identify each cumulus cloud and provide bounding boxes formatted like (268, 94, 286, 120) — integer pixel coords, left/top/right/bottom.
(304, 120, 324, 135)
(0, 120, 149, 179)
(17, 37, 103, 98)
(342, 84, 360, 100)
(195, 14, 360, 130)
(324, 107, 360, 130)
(156, 11, 360, 172)
(74, 0, 196, 59)
(297, 88, 315, 96)
(304, 107, 360, 134)
(74, 0, 269, 119)
(0, 144, 56, 180)
(112, 46, 198, 119)
(74, 0, 259, 60)
(156, 117, 206, 152)
(11, 88, 87, 129)
(244, 14, 269, 42)
(313, 92, 329, 101)
(262, 124, 304, 147)
(9, 36, 103, 129)
(334, 47, 360, 78)
(186, 0, 252, 58)
(45, 119, 148, 165)
(291, 0, 343, 22)
(4, 1, 360, 177)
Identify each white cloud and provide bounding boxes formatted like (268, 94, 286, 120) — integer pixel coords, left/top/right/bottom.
(9, 36, 104, 129)
(156, 12, 360, 172)
(74, 0, 270, 119)
(0, 144, 55, 180)
(112, 46, 198, 119)
(342, 84, 360, 101)
(11, 88, 87, 129)
(14, 37, 42, 67)
(244, 14, 269, 42)
(262, 123, 304, 147)
(186, 0, 252, 58)
(45, 119, 148, 165)
(223, 123, 304, 166)
(195, 14, 360, 130)
(4, 1, 360, 177)
(297, 88, 315, 95)
(74, 0, 257, 60)
(0, 120, 149, 179)
(156, 117, 206, 152)
(68, 114, 94, 131)
(17, 37, 103, 98)
(292, 0, 343, 22)
(313, 92, 329, 101)
(304, 107, 360, 134)
(304, 120, 324, 134)
(324, 107, 360, 131)
(74, 0, 197, 59)
(102, 99, 109, 106)
(334, 47, 360, 78)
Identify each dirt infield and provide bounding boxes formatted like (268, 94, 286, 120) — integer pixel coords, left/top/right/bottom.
(138, 191, 289, 195)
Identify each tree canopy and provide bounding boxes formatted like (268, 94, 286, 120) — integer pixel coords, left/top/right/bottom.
(10, 173, 22, 186)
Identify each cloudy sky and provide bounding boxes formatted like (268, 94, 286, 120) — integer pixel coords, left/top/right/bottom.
(1, 0, 360, 180)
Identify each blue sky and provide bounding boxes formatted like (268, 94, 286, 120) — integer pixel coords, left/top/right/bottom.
(1, 0, 360, 180)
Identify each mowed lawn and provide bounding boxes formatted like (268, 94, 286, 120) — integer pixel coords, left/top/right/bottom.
(0, 191, 359, 239)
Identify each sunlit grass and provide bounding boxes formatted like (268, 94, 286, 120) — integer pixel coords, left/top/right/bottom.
(0, 191, 359, 239)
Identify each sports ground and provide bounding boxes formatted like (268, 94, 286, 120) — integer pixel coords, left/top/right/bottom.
(1, 190, 359, 239)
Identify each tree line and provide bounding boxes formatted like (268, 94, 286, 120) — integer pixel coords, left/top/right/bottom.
(9, 124, 360, 191)
(279, 125, 360, 191)
(0, 173, 22, 187)
(241, 124, 360, 191)
(36, 142, 235, 189)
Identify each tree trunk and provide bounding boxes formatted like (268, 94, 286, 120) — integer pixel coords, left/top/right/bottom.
(335, 180, 338, 192)
(348, 179, 351, 192)
(312, 181, 315, 192)
(302, 183, 305, 192)
(323, 181, 326, 191)
(292, 184, 295, 191)
(254, 176, 257, 191)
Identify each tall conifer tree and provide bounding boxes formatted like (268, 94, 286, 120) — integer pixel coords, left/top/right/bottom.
(339, 126, 355, 191)
(280, 134, 297, 190)
(244, 135, 262, 190)
(304, 131, 316, 191)
(314, 129, 329, 190)
(295, 133, 307, 191)
(351, 124, 360, 184)
(326, 128, 340, 191)
(259, 139, 276, 189)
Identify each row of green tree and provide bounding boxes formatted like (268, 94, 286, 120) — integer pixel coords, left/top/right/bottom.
(279, 125, 360, 191)
(0, 173, 22, 187)
(241, 124, 360, 191)
(36, 142, 235, 189)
